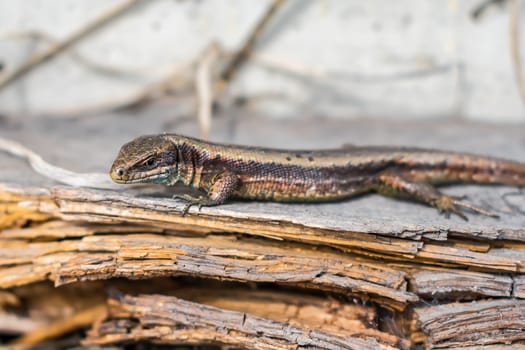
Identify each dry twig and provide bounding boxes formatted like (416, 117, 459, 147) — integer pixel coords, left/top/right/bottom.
(0, 137, 119, 189)
(218, 0, 287, 92)
(36, 59, 195, 118)
(196, 43, 221, 140)
(0, 0, 138, 92)
(510, 0, 525, 111)
(0, 30, 157, 79)
(0, 28, 196, 119)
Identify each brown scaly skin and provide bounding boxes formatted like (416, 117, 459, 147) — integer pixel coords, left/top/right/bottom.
(110, 134, 525, 219)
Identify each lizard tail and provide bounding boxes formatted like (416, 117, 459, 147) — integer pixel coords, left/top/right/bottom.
(446, 154, 525, 186)
(399, 152, 525, 186)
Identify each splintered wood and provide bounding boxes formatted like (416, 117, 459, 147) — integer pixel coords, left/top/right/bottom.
(86, 293, 392, 350)
(1, 117, 525, 349)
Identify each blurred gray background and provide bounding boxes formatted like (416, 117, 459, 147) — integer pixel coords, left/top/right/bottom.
(0, 0, 524, 122)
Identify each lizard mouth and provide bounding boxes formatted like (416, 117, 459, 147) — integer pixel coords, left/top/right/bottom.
(111, 171, 170, 184)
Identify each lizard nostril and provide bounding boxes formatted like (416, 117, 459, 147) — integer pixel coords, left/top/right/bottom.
(115, 168, 124, 177)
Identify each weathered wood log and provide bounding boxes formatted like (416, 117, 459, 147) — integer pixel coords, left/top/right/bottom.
(1, 116, 525, 247)
(3, 220, 525, 308)
(411, 299, 525, 349)
(3, 211, 525, 347)
(2, 115, 525, 348)
(0, 224, 416, 309)
(409, 269, 513, 299)
(2, 280, 405, 349)
(3, 187, 525, 274)
(85, 292, 399, 350)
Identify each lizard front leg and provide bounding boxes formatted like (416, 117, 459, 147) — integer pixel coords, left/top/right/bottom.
(375, 171, 498, 220)
(175, 172, 239, 216)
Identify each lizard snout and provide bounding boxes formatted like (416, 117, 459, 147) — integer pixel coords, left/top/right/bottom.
(110, 165, 128, 182)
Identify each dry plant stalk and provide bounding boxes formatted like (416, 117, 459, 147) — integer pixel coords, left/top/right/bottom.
(510, 0, 525, 111)
(0, 0, 138, 91)
(0, 137, 118, 189)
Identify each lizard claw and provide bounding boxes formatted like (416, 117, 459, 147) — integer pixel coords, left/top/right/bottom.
(437, 197, 467, 220)
(180, 201, 202, 217)
(173, 194, 198, 216)
(435, 195, 499, 221)
(176, 196, 214, 216)
(452, 198, 499, 218)
(181, 202, 192, 216)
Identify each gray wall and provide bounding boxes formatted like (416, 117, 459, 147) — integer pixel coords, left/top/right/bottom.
(1, 0, 524, 121)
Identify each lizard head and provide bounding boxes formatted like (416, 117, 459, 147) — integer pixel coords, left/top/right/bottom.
(110, 135, 177, 184)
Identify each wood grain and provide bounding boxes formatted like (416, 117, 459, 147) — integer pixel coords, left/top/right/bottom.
(85, 292, 398, 350)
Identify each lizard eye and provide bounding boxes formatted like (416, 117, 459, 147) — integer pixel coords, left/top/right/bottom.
(145, 157, 156, 166)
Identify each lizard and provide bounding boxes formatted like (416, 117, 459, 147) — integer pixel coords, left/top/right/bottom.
(109, 134, 525, 219)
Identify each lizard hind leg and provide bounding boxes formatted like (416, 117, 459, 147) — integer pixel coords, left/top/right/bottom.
(374, 171, 498, 220)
